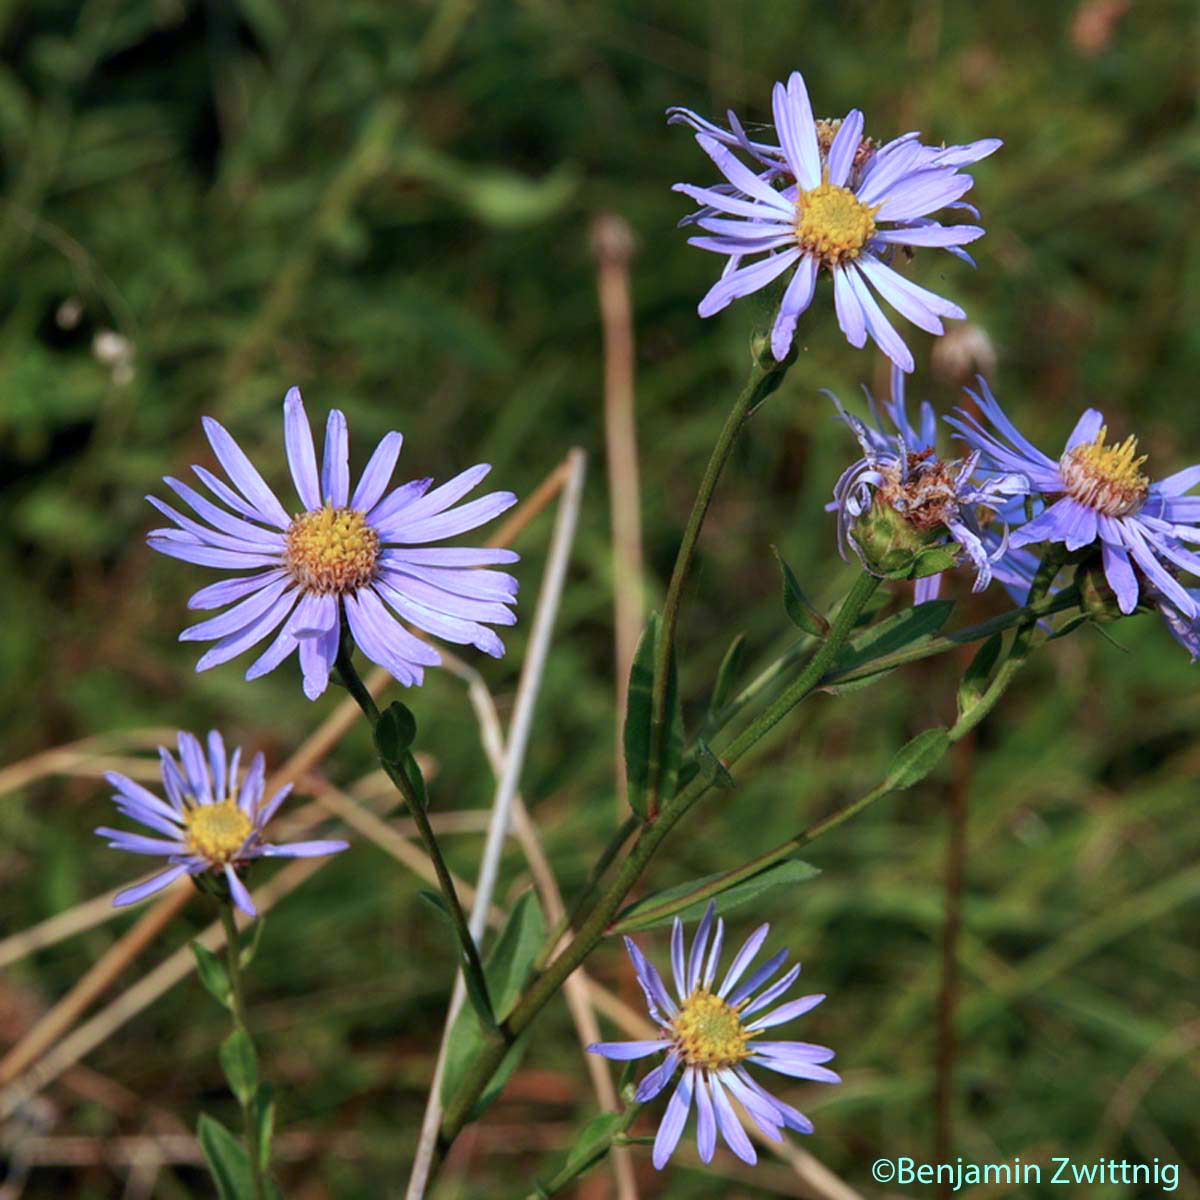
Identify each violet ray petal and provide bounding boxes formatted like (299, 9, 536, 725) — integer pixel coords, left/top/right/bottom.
(586, 1040, 671, 1060)
(365, 477, 434, 530)
(686, 902, 716, 993)
(636, 1052, 681, 1104)
(201, 416, 290, 529)
(728, 948, 788, 1007)
(741, 962, 803, 1017)
(181, 576, 295, 643)
(746, 993, 826, 1031)
(114, 865, 191, 906)
(225, 865, 257, 917)
(283, 387, 321, 510)
(651, 1069, 694, 1169)
(260, 839, 349, 857)
(708, 1072, 756, 1164)
(147, 536, 283, 572)
(321, 409, 350, 507)
(718, 923, 770, 998)
(378, 492, 518, 544)
(351, 431, 404, 512)
(694, 1073, 717, 1163)
(188, 570, 288, 611)
(697, 249, 801, 319)
(162, 477, 286, 547)
(826, 107, 864, 187)
(195, 589, 299, 672)
(96, 828, 185, 855)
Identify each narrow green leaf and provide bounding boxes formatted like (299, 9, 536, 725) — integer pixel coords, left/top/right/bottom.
(658, 643, 684, 807)
(374, 701, 417, 764)
(835, 599, 955, 673)
(416, 888, 455, 928)
(612, 858, 820, 933)
(254, 1083, 276, 1175)
(197, 1113, 253, 1200)
(399, 751, 427, 809)
(219, 1030, 258, 1106)
(694, 739, 734, 789)
(563, 1112, 624, 1175)
(622, 614, 659, 819)
(956, 633, 1003, 717)
(707, 632, 747, 719)
(462, 956, 497, 1029)
(441, 891, 546, 1115)
(882, 728, 952, 791)
(771, 547, 830, 637)
(191, 941, 231, 1009)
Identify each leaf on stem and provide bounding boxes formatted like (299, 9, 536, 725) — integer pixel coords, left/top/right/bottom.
(611, 858, 819, 933)
(192, 941, 231, 1009)
(441, 890, 546, 1118)
(374, 700, 418, 764)
(197, 1114, 254, 1200)
(707, 632, 747, 720)
(882, 728, 951, 790)
(219, 1030, 258, 1106)
(956, 633, 1003, 717)
(694, 739, 734, 789)
(771, 547, 830, 637)
(623, 615, 685, 818)
(254, 1084, 276, 1175)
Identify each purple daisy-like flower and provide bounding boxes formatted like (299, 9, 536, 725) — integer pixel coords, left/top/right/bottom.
(588, 903, 838, 1170)
(948, 378, 1200, 620)
(672, 70, 1000, 372)
(97, 730, 348, 918)
(147, 388, 519, 699)
(830, 368, 1025, 593)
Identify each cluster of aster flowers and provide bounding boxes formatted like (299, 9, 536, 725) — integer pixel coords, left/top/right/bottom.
(671, 70, 1000, 371)
(827, 371, 1200, 658)
(86, 58, 1198, 1196)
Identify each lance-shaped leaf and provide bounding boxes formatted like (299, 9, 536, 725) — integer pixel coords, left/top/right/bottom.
(611, 858, 819, 933)
(191, 941, 231, 1009)
(956, 633, 1003, 717)
(707, 632, 747, 721)
(441, 890, 545, 1118)
(882, 728, 951, 790)
(374, 700, 417, 764)
(219, 1030, 258, 1106)
(771, 546, 830, 637)
(623, 615, 684, 818)
(833, 599, 955, 675)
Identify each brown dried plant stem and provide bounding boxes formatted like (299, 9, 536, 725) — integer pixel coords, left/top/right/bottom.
(591, 213, 644, 812)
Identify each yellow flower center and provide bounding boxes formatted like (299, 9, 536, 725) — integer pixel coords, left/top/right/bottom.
(670, 989, 751, 1071)
(1060, 427, 1149, 517)
(285, 505, 380, 594)
(184, 799, 253, 864)
(795, 179, 878, 267)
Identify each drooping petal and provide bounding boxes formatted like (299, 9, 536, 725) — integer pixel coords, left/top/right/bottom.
(651, 1069, 694, 1170)
(587, 1040, 672, 1061)
(283, 387, 321, 511)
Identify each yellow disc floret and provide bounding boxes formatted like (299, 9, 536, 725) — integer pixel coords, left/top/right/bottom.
(670, 989, 751, 1071)
(795, 178, 878, 268)
(185, 799, 253, 864)
(285, 505, 380, 594)
(1060, 427, 1149, 517)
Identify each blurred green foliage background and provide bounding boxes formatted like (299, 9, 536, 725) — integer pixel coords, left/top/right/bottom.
(1, 1, 1198, 1196)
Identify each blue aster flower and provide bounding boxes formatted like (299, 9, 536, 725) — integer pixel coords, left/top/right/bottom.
(830, 367, 1025, 592)
(948, 378, 1200, 620)
(588, 903, 838, 1170)
(97, 730, 348, 917)
(671, 70, 1000, 371)
(147, 388, 519, 699)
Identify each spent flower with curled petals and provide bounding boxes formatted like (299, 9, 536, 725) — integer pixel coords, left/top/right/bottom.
(588, 903, 838, 1170)
(948, 377, 1200, 620)
(830, 367, 1026, 593)
(147, 387, 519, 699)
(97, 730, 348, 918)
(672, 70, 1000, 371)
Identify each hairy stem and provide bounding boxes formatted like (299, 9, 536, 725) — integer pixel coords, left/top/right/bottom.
(218, 904, 266, 1200)
(644, 349, 792, 818)
(333, 642, 496, 1029)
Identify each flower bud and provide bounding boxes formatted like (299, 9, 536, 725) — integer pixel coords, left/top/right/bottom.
(851, 495, 954, 579)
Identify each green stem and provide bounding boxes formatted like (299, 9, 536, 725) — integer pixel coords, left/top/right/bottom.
(435, 571, 879, 1163)
(690, 552, 1070, 897)
(218, 904, 266, 1200)
(333, 641, 497, 1030)
(533, 814, 639, 972)
(644, 350, 791, 819)
(527, 1101, 644, 1198)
